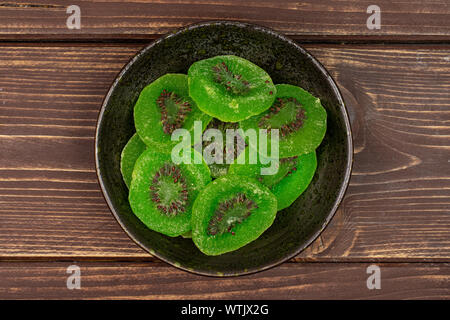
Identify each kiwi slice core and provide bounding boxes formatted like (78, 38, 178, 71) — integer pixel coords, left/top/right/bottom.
(156, 90, 192, 135)
(212, 62, 250, 95)
(259, 97, 306, 137)
(150, 162, 189, 216)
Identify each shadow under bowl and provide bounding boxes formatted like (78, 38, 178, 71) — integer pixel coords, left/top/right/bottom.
(95, 21, 353, 276)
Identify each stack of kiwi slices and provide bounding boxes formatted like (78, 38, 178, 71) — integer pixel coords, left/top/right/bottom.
(120, 55, 327, 256)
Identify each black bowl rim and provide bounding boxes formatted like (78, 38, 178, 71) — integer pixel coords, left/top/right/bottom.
(95, 20, 354, 277)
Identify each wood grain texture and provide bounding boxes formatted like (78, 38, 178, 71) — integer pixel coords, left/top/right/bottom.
(0, 0, 449, 41)
(300, 45, 450, 261)
(0, 43, 449, 260)
(0, 262, 448, 299)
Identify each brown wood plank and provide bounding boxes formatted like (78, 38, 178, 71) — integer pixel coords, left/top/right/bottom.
(0, 0, 449, 41)
(0, 261, 448, 299)
(0, 43, 449, 260)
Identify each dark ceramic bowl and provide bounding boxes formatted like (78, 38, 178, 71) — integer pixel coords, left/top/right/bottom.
(95, 21, 353, 276)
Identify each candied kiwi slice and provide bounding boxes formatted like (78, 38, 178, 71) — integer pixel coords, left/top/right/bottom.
(196, 118, 247, 178)
(129, 149, 211, 237)
(134, 74, 211, 150)
(191, 175, 277, 256)
(188, 55, 276, 122)
(229, 148, 317, 210)
(240, 84, 327, 158)
(120, 133, 147, 188)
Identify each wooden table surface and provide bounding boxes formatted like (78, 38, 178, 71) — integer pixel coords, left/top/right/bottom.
(0, 0, 449, 299)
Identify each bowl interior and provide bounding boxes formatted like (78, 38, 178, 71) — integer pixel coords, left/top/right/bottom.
(96, 21, 352, 276)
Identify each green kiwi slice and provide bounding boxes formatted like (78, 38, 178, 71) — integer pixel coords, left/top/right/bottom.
(191, 175, 277, 256)
(129, 149, 211, 237)
(240, 84, 327, 158)
(134, 73, 211, 150)
(188, 55, 276, 122)
(229, 148, 317, 210)
(120, 133, 147, 188)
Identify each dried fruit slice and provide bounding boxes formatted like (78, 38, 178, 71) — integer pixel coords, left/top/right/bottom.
(240, 84, 327, 158)
(129, 149, 211, 237)
(229, 149, 317, 210)
(191, 175, 277, 256)
(134, 74, 211, 150)
(120, 133, 147, 188)
(188, 55, 276, 122)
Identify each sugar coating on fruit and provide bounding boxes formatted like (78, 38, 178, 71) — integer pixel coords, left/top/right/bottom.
(156, 89, 192, 134)
(150, 162, 188, 216)
(207, 193, 258, 236)
(258, 97, 306, 137)
(229, 100, 239, 110)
